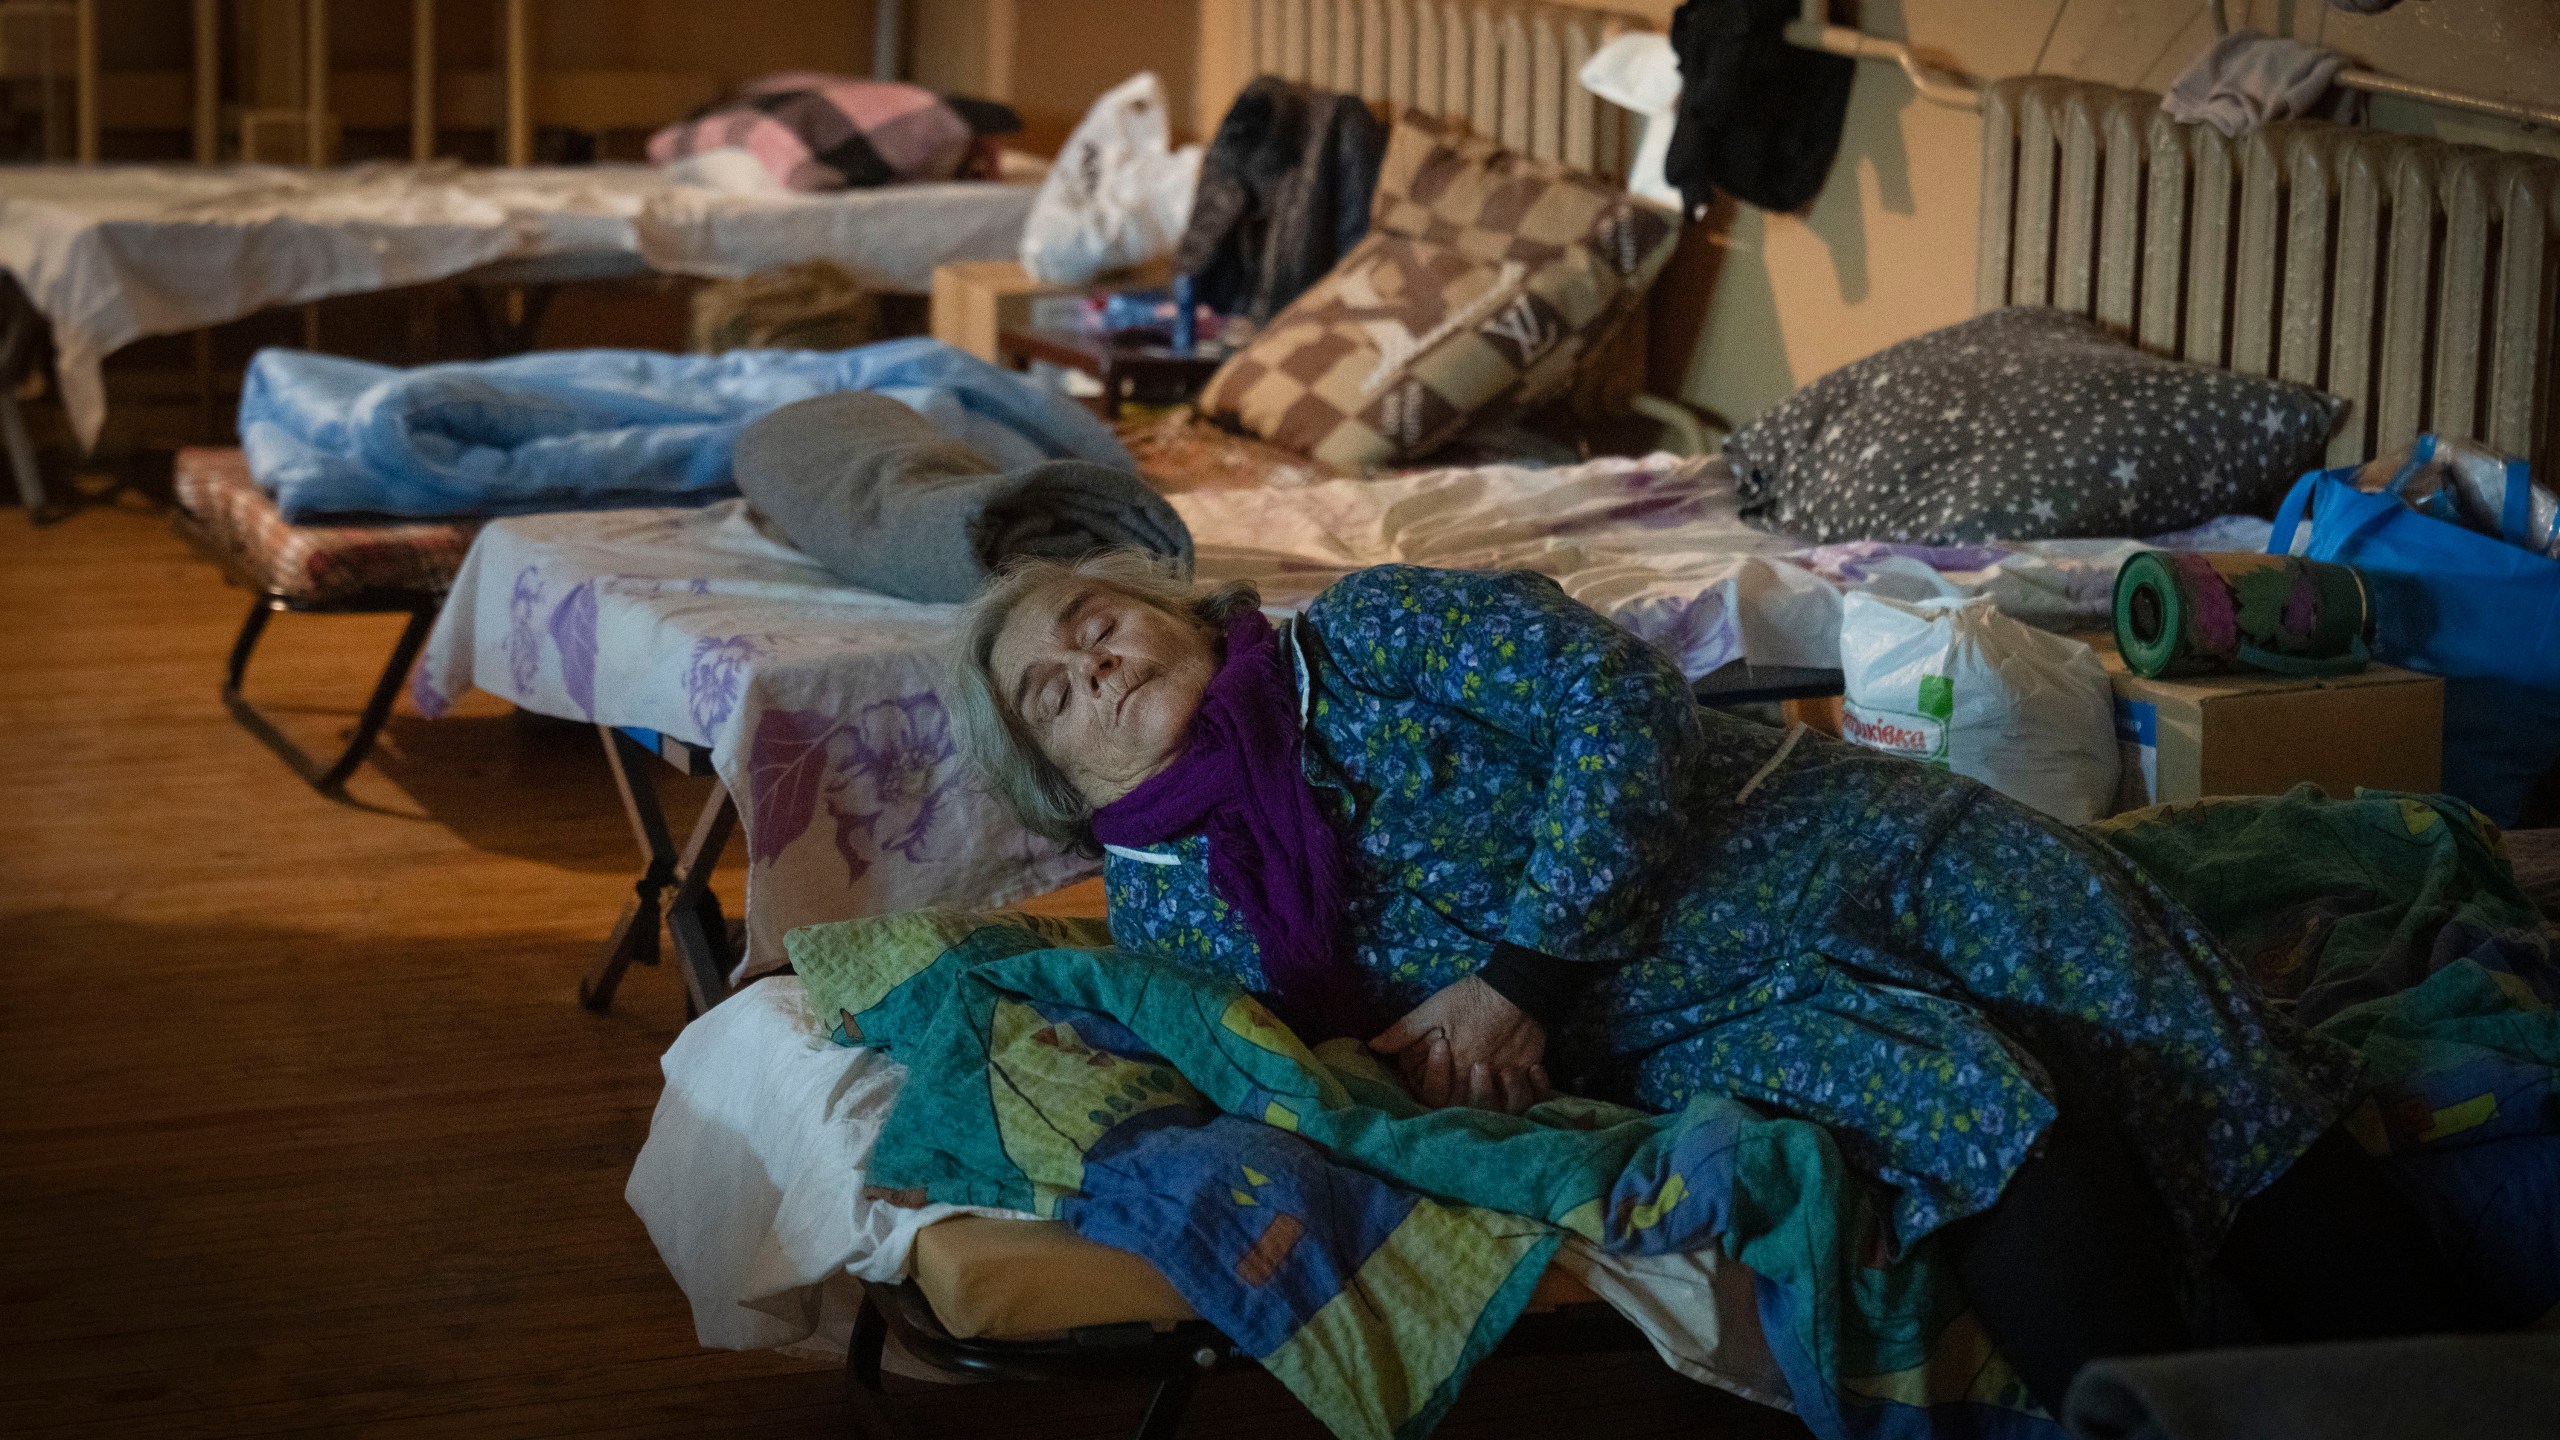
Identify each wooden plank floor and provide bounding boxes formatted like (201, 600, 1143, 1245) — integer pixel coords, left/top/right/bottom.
(0, 498, 1813, 1439)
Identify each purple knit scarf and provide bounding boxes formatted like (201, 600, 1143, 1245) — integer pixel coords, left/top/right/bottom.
(1090, 610, 1363, 1038)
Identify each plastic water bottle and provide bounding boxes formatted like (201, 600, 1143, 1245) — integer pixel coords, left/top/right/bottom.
(1169, 273, 1196, 355)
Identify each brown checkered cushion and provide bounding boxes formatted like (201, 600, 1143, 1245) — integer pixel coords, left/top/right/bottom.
(1196, 112, 1679, 470)
(171, 448, 478, 606)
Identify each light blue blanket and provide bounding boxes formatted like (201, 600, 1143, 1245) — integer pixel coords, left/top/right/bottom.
(238, 338, 1133, 521)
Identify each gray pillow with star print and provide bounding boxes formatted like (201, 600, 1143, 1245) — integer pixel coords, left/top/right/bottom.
(1723, 307, 2347, 545)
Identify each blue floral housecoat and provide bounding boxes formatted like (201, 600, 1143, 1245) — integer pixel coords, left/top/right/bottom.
(1103, 565, 2358, 1251)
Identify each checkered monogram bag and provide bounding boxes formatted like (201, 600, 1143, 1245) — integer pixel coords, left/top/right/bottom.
(1198, 112, 1678, 469)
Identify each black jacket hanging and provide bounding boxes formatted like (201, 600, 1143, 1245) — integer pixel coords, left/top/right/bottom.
(1662, 0, 1857, 216)
(1171, 76, 1387, 324)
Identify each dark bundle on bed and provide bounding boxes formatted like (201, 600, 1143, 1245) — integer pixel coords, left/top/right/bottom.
(1171, 75, 1387, 324)
(733, 392, 1192, 603)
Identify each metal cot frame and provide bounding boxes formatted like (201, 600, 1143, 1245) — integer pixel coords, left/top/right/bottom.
(218, 587, 440, 795)
(583, 725, 738, 1020)
(842, 1273, 1683, 1440)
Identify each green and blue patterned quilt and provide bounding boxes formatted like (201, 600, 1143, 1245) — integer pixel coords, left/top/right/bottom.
(785, 788, 2559, 1440)
(790, 909, 2044, 1440)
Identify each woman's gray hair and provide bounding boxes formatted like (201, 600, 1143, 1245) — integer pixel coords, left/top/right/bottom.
(949, 549, 1260, 851)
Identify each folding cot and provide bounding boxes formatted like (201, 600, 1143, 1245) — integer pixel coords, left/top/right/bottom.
(170, 447, 475, 792)
(0, 160, 1040, 516)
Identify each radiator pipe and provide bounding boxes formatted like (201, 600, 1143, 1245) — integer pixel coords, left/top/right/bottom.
(2206, 0, 2559, 132)
(1789, 0, 1982, 111)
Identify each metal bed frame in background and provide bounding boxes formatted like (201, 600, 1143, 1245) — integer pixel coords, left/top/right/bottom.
(3, 250, 648, 523)
(3, 0, 908, 518)
(43, 0, 913, 168)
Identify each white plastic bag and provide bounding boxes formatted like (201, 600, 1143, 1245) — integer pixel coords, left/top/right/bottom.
(1837, 593, 2121, 823)
(1019, 72, 1205, 285)
(1577, 33, 1684, 212)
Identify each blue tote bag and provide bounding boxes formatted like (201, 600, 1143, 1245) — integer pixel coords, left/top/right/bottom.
(2267, 457, 2560, 691)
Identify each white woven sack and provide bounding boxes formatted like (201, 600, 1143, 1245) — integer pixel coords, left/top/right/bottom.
(1838, 592, 2121, 824)
(1019, 72, 1204, 285)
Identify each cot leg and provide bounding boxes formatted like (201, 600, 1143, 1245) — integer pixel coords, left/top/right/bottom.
(223, 596, 276, 694)
(843, 1289, 925, 1440)
(662, 780, 738, 1017)
(1130, 1373, 1199, 1440)
(585, 727, 737, 1016)
(580, 882, 660, 1014)
(221, 597, 431, 795)
(461, 282, 558, 356)
(584, 726, 680, 1014)
(0, 300, 50, 523)
(310, 607, 434, 792)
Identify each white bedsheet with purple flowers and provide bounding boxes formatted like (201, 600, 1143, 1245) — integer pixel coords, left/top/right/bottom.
(412, 451, 2271, 977)
(411, 499, 1097, 981)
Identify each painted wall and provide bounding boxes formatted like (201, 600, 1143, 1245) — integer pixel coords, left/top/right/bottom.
(1012, 0, 1199, 151)
(911, 0, 1201, 154)
(1668, 0, 2560, 432)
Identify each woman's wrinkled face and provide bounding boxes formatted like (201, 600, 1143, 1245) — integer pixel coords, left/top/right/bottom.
(989, 578, 1220, 807)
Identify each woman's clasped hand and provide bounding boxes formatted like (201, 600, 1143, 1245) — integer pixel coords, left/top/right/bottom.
(1370, 976, 1553, 1113)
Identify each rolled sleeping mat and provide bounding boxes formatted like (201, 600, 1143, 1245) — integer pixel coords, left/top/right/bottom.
(2112, 550, 2372, 678)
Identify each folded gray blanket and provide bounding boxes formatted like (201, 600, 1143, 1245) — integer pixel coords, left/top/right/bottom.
(2064, 1334, 2560, 1440)
(732, 391, 1192, 603)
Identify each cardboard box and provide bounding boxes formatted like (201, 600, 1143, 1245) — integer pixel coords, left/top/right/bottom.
(2088, 635, 2443, 812)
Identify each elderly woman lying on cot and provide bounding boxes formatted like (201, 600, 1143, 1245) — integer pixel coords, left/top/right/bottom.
(946, 552, 2493, 1410)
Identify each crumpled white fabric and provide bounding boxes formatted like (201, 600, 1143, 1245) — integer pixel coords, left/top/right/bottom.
(1579, 32, 1686, 211)
(1018, 72, 1204, 284)
(2163, 30, 2347, 139)
(661, 146, 794, 195)
(624, 975, 1023, 1350)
